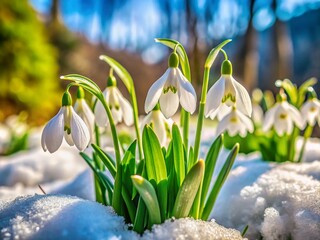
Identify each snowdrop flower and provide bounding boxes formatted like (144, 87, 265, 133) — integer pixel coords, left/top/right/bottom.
(140, 104, 173, 146)
(263, 100, 304, 136)
(216, 106, 254, 137)
(206, 103, 230, 121)
(74, 87, 95, 142)
(300, 97, 320, 127)
(251, 89, 264, 125)
(41, 91, 90, 153)
(252, 103, 264, 125)
(145, 52, 197, 118)
(94, 75, 133, 127)
(205, 60, 252, 119)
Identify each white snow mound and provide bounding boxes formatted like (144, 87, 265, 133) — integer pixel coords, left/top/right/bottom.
(0, 195, 247, 240)
(212, 163, 320, 240)
(0, 194, 139, 240)
(142, 218, 246, 240)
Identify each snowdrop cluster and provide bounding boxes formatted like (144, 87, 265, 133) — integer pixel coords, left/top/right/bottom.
(223, 78, 319, 163)
(205, 60, 253, 137)
(39, 38, 250, 233)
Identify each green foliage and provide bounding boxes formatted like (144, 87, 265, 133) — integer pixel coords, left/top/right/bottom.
(0, 0, 60, 123)
(61, 42, 237, 233)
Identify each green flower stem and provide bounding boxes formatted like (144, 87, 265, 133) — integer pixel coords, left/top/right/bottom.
(182, 109, 190, 149)
(193, 66, 210, 164)
(131, 89, 143, 159)
(98, 96, 122, 213)
(94, 124, 100, 146)
(97, 97, 121, 165)
(297, 124, 313, 163)
(287, 127, 300, 162)
(99, 55, 143, 159)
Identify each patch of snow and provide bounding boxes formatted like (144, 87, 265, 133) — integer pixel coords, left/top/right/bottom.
(142, 218, 246, 240)
(0, 194, 246, 240)
(212, 163, 320, 239)
(0, 169, 94, 201)
(0, 194, 139, 240)
(0, 147, 86, 186)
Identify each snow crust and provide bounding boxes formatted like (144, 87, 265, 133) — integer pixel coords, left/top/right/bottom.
(212, 159, 320, 240)
(142, 218, 246, 240)
(1, 127, 320, 239)
(0, 194, 246, 240)
(0, 138, 94, 201)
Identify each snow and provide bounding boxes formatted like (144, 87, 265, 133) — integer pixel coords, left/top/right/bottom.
(0, 127, 320, 239)
(142, 218, 246, 240)
(0, 133, 93, 201)
(0, 194, 245, 240)
(211, 158, 320, 240)
(0, 194, 139, 240)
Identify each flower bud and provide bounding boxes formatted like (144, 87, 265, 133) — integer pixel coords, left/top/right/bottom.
(221, 60, 232, 75)
(168, 52, 179, 68)
(62, 91, 72, 106)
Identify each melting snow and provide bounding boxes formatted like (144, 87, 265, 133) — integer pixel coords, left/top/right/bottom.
(0, 195, 245, 240)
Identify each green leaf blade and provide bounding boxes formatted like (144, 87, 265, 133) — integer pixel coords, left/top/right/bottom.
(200, 134, 223, 209)
(172, 124, 185, 186)
(202, 143, 239, 220)
(155, 38, 191, 80)
(91, 144, 117, 178)
(131, 175, 162, 225)
(205, 39, 232, 68)
(142, 125, 167, 182)
(172, 159, 205, 218)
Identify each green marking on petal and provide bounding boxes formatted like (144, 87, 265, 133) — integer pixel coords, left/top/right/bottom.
(163, 86, 177, 94)
(64, 126, 71, 134)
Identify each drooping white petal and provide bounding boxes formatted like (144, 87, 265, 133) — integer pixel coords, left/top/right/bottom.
(207, 103, 231, 120)
(228, 121, 241, 137)
(115, 88, 134, 126)
(176, 69, 197, 114)
(205, 77, 225, 117)
(263, 104, 279, 132)
(94, 92, 109, 127)
(232, 77, 252, 117)
(285, 103, 304, 129)
(274, 118, 287, 136)
(75, 99, 95, 141)
(273, 105, 288, 136)
(70, 108, 90, 151)
(237, 110, 254, 133)
(159, 90, 179, 118)
(145, 69, 170, 113)
(286, 117, 293, 135)
(252, 103, 264, 124)
(41, 108, 64, 153)
(216, 113, 232, 136)
(301, 101, 314, 126)
(111, 107, 122, 124)
(140, 113, 152, 130)
(152, 111, 167, 146)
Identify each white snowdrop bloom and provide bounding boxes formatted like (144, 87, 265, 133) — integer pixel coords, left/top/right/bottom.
(216, 107, 254, 137)
(41, 91, 90, 153)
(207, 103, 231, 121)
(74, 87, 95, 142)
(300, 98, 320, 127)
(94, 75, 133, 127)
(263, 101, 304, 136)
(252, 103, 264, 125)
(205, 60, 252, 119)
(140, 105, 173, 146)
(145, 52, 197, 118)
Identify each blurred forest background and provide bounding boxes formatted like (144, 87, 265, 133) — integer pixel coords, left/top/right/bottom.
(1, 0, 320, 125)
